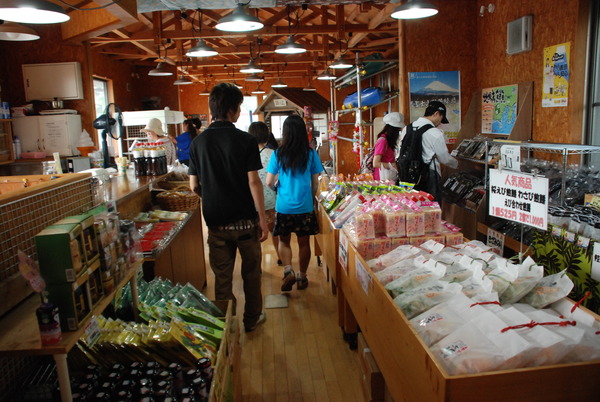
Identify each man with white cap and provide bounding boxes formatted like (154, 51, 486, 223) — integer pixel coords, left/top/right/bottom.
(140, 117, 177, 165)
(372, 111, 404, 181)
(397, 100, 458, 201)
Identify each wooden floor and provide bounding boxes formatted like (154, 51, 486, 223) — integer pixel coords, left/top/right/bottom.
(201, 227, 365, 401)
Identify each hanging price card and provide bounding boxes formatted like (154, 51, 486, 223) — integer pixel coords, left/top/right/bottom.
(500, 145, 521, 172)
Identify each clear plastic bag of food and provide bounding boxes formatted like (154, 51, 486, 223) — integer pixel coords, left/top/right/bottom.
(367, 244, 422, 272)
(500, 257, 544, 304)
(520, 269, 574, 308)
(385, 260, 446, 298)
(486, 258, 519, 296)
(393, 281, 463, 319)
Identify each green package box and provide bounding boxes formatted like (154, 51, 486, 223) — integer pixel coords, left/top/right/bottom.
(54, 212, 100, 267)
(35, 223, 86, 284)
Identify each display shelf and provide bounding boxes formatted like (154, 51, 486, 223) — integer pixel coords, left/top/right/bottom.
(335, 91, 399, 115)
(477, 221, 529, 255)
(338, 238, 600, 402)
(333, 61, 399, 90)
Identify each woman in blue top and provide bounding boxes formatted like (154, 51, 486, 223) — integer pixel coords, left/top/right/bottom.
(266, 114, 324, 291)
(174, 118, 200, 166)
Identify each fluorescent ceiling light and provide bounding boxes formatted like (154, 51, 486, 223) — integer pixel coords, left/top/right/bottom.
(148, 62, 173, 76)
(275, 35, 307, 54)
(240, 59, 264, 74)
(391, 0, 439, 20)
(0, 0, 70, 24)
(271, 79, 288, 88)
(216, 4, 263, 32)
(317, 70, 336, 81)
(0, 21, 39, 41)
(330, 56, 353, 69)
(173, 75, 193, 85)
(245, 74, 264, 82)
(186, 39, 218, 57)
(251, 86, 266, 94)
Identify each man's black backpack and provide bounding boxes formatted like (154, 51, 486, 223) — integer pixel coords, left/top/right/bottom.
(396, 123, 433, 185)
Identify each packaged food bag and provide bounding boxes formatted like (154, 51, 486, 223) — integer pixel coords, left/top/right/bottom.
(486, 258, 519, 296)
(394, 281, 463, 319)
(375, 258, 421, 286)
(366, 244, 422, 272)
(385, 259, 446, 298)
(520, 269, 574, 309)
(500, 257, 544, 304)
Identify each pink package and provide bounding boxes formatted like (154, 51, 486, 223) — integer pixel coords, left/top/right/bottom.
(391, 237, 411, 247)
(405, 208, 425, 237)
(385, 206, 407, 238)
(372, 236, 391, 258)
(429, 234, 446, 244)
(355, 238, 375, 260)
(421, 202, 442, 233)
(445, 232, 464, 246)
(409, 236, 429, 246)
(371, 205, 387, 237)
(355, 213, 375, 240)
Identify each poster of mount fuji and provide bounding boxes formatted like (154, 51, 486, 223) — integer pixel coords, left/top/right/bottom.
(408, 71, 461, 144)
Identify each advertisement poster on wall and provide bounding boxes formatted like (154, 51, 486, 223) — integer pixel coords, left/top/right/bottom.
(481, 85, 518, 135)
(542, 42, 570, 107)
(408, 71, 461, 144)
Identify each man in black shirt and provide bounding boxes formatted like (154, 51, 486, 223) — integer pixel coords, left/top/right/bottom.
(189, 83, 268, 332)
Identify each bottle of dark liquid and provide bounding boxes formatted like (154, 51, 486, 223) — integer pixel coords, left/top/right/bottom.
(133, 149, 146, 176)
(144, 144, 153, 176)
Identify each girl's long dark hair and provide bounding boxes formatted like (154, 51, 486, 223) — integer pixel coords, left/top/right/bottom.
(277, 114, 310, 174)
(377, 124, 400, 150)
(184, 119, 199, 139)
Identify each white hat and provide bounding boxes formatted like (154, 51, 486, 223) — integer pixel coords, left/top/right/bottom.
(141, 118, 165, 136)
(383, 112, 405, 128)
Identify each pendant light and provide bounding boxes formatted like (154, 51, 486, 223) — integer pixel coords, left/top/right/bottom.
(240, 59, 263, 74)
(149, 62, 173, 76)
(251, 85, 266, 94)
(245, 74, 264, 82)
(186, 39, 218, 57)
(317, 69, 336, 81)
(271, 78, 288, 88)
(0, 0, 70, 24)
(173, 74, 193, 85)
(216, 4, 263, 32)
(303, 81, 316, 92)
(391, 0, 439, 20)
(0, 21, 39, 41)
(330, 55, 353, 69)
(275, 35, 306, 54)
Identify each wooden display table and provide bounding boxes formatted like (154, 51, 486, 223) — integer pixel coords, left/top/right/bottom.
(0, 262, 141, 402)
(337, 234, 600, 401)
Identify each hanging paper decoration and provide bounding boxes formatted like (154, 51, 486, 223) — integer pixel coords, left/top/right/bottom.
(303, 106, 313, 143)
(328, 120, 339, 142)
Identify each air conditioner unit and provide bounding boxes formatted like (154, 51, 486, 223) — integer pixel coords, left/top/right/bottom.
(506, 15, 532, 55)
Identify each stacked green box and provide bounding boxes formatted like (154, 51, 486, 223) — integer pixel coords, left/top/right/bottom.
(54, 212, 100, 267)
(35, 223, 86, 284)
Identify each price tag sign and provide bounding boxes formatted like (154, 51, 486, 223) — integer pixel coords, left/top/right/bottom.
(355, 256, 371, 295)
(500, 145, 521, 172)
(338, 232, 348, 275)
(592, 243, 600, 282)
(487, 228, 505, 256)
(84, 316, 101, 347)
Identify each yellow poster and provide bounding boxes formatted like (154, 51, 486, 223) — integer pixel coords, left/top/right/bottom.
(542, 42, 570, 107)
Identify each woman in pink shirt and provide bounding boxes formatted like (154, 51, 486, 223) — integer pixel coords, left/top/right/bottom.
(372, 112, 404, 180)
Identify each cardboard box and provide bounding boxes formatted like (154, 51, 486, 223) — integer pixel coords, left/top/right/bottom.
(357, 333, 385, 401)
(46, 260, 100, 331)
(584, 193, 600, 209)
(55, 213, 100, 267)
(35, 223, 86, 284)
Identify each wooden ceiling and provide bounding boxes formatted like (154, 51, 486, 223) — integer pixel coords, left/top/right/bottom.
(60, 1, 400, 84)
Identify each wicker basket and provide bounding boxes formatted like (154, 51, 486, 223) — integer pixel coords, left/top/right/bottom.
(156, 185, 200, 211)
(156, 180, 190, 191)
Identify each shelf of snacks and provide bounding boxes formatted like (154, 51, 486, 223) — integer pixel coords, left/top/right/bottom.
(340, 236, 600, 401)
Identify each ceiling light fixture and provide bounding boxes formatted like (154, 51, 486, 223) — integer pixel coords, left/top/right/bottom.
(173, 74, 193, 85)
(303, 81, 316, 92)
(245, 74, 264, 82)
(317, 69, 336, 81)
(251, 85, 266, 94)
(275, 34, 306, 54)
(233, 81, 244, 89)
(271, 78, 288, 88)
(215, 4, 263, 32)
(186, 39, 218, 57)
(391, 0, 439, 20)
(148, 62, 173, 76)
(0, 0, 70, 24)
(240, 59, 264, 74)
(0, 21, 39, 41)
(330, 55, 353, 69)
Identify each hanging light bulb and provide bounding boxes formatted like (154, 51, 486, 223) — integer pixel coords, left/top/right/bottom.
(0, 0, 70, 24)
(245, 74, 264, 82)
(173, 74, 193, 85)
(271, 78, 288, 88)
(0, 21, 39, 41)
(317, 70, 336, 81)
(275, 35, 307, 54)
(251, 85, 266, 94)
(240, 59, 264, 74)
(303, 81, 316, 92)
(216, 4, 263, 32)
(186, 39, 218, 57)
(391, 0, 439, 20)
(148, 62, 173, 76)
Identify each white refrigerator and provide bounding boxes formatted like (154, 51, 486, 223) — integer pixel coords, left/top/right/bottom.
(12, 114, 82, 156)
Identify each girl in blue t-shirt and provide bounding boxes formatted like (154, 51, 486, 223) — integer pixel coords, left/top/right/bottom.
(174, 118, 200, 166)
(266, 114, 324, 291)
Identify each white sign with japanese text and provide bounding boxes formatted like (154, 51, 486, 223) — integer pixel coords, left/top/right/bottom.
(355, 255, 371, 295)
(500, 145, 521, 172)
(339, 232, 348, 275)
(488, 169, 549, 230)
(487, 227, 505, 256)
(591, 243, 600, 282)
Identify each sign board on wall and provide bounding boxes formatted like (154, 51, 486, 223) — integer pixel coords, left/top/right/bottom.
(488, 169, 549, 230)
